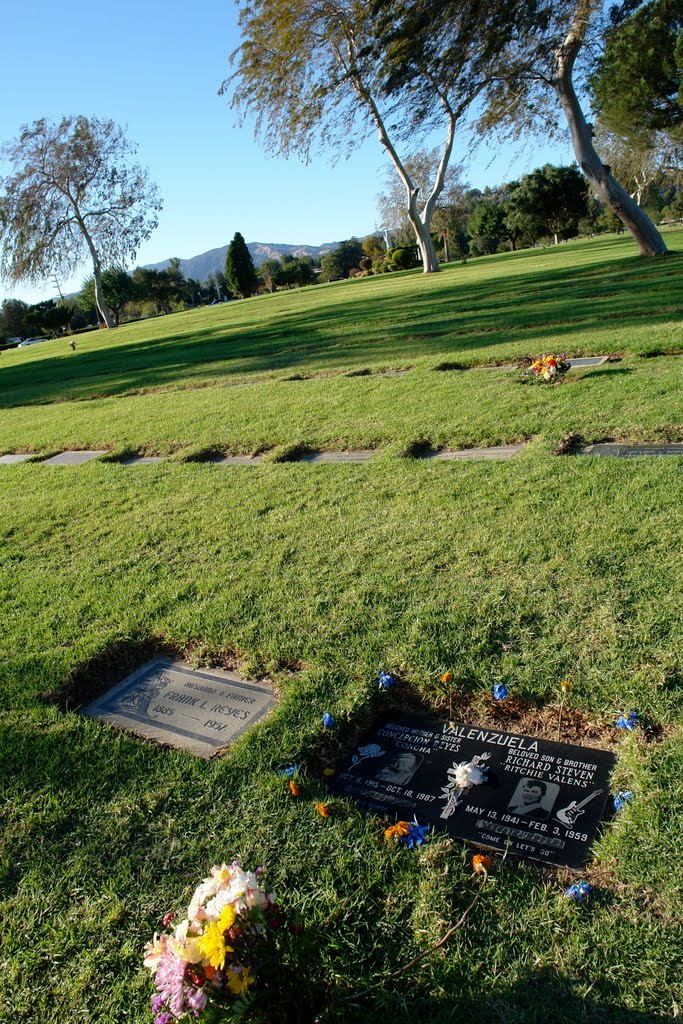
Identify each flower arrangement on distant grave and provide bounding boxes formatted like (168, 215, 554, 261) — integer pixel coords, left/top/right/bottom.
(144, 861, 280, 1023)
(523, 354, 570, 383)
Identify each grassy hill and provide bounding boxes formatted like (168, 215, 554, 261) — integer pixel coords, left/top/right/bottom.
(0, 229, 682, 1023)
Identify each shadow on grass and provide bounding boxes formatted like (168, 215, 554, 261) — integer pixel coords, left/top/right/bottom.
(2, 247, 681, 408)
(324, 969, 673, 1023)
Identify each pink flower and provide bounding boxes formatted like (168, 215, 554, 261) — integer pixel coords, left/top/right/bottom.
(162, 912, 174, 928)
(155, 952, 187, 1017)
(186, 987, 208, 1011)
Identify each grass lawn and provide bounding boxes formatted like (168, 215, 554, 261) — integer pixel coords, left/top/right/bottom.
(0, 229, 682, 1023)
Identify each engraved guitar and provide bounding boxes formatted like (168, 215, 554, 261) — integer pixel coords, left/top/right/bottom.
(556, 789, 603, 826)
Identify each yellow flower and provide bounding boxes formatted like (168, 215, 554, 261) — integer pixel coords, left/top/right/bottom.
(216, 905, 236, 932)
(227, 965, 254, 996)
(197, 922, 234, 969)
(472, 854, 492, 875)
(323, 767, 335, 777)
(441, 671, 453, 684)
(384, 820, 411, 839)
(316, 802, 332, 817)
(560, 680, 573, 693)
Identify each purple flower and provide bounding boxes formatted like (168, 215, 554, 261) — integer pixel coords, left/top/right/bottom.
(615, 711, 639, 731)
(400, 817, 430, 850)
(613, 790, 634, 812)
(377, 671, 396, 690)
(186, 987, 208, 1011)
(322, 712, 334, 729)
(493, 684, 508, 701)
(155, 1014, 173, 1024)
(151, 995, 165, 1014)
(155, 953, 187, 1017)
(565, 882, 592, 902)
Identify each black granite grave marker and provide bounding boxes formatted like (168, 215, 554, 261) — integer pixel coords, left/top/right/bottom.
(327, 713, 616, 868)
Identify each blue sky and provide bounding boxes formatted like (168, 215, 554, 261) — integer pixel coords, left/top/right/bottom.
(0, 0, 573, 304)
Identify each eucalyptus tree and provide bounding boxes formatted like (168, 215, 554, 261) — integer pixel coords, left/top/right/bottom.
(377, 0, 668, 256)
(479, 0, 669, 255)
(225, 0, 518, 273)
(0, 116, 162, 327)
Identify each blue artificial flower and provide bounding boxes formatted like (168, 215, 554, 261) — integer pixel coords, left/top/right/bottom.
(399, 817, 430, 850)
(613, 790, 634, 812)
(493, 683, 508, 701)
(377, 671, 396, 690)
(277, 763, 301, 778)
(615, 711, 639, 731)
(322, 712, 335, 729)
(565, 882, 592, 902)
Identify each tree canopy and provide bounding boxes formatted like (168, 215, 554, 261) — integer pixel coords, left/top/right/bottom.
(225, 232, 258, 298)
(0, 116, 162, 327)
(375, 0, 668, 255)
(225, 0, 521, 273)
(590, 0, 682, 148)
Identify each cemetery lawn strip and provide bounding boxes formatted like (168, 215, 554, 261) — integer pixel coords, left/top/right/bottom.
(1, 456, 682, 1022)
(0, 230, 682, 1022)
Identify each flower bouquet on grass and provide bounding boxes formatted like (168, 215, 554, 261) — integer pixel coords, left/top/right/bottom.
(144, 861, 280, 1023)
(523, 354, 569, 383)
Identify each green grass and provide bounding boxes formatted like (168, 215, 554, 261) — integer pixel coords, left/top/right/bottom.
(0, 230, 682, 1023)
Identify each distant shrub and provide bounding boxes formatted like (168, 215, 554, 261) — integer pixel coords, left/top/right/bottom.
(387, 246, 420, 271)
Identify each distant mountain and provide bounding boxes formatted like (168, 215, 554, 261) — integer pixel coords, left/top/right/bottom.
(145, 240, 342, 282)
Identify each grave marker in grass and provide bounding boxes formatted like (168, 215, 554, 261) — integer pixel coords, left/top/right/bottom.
(328, 712, 615, 868)
(83, 658, 275, 757)
(579, 443, 683, 458)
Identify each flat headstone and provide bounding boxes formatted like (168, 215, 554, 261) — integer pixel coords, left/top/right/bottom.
(42, 450, 108, 465)
(83, 658, 275, 758)
(209, 455, 265, 465)
(327, 712, 616, 868)
(567, 356, 609, 368)
(580, 442, 683, 458)
(474, 364, 518, 371)
(300, 450, 376, 463)
(418, 445, 523, 461)
(121, 455, 166, 465)
(0, 453, 35, 464)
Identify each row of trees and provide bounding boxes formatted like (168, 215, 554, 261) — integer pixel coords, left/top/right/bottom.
(228, 0, 681, 269)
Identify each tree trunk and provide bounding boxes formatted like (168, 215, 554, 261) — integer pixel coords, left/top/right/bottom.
(92, 259, 116, 328)
(405, 188, 439, 271)
(554, 5, 667, 256)
(73, 210, 116, 326)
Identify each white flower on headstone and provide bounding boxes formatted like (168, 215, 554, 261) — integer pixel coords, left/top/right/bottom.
(440, 752, 491, 819)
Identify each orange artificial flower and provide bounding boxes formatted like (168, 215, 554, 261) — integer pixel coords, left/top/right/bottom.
(384, 821, 411, 839)
(289, 780, 302, 796)
(472, 854, 492, 875)
(441, 671, 453, 684)
(316, 802, 332, 817)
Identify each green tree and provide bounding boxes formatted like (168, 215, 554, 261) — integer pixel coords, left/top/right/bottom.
(590, 0, 682, 149)
(23, 299, 73, 338)
(79, 268, 141, 326)
(0, 297, 29, 339)
(131, 267, 175, 314)
(319, 240, 364, 282)
(0, 116, 162, 327)
(259, 258, 283, 293)
(506, 164, 589, 245)
(467, 202, 507, 254)
(225, 232, 258, 298)
(362, 235, 386, 261)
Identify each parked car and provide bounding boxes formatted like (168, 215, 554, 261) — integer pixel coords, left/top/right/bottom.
(17, 337, 48, 347)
